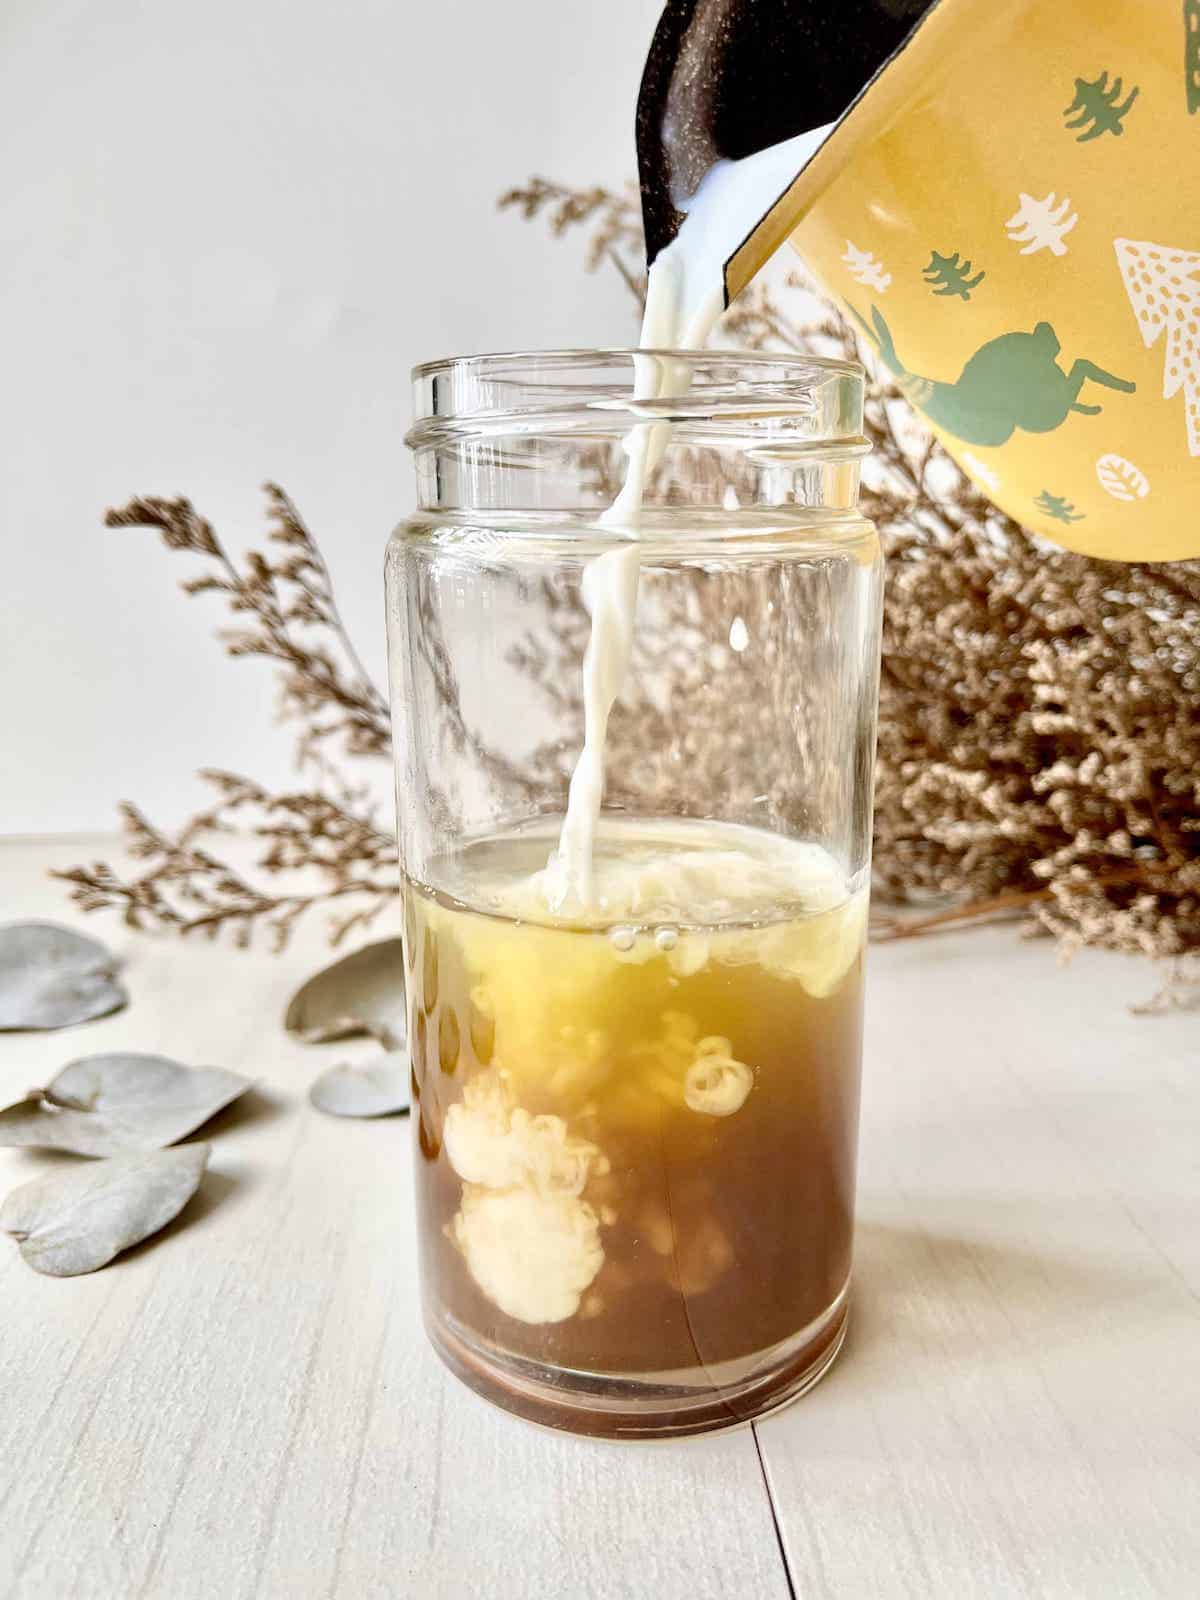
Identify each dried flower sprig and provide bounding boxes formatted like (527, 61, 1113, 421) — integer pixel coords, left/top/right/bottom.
(104, 484, 391, 763)
(499, 181, 1200, 963)
(56, 785, 396, 951)
(498, 177, 644, 296)
(57, 488, 397, 949)
(56, 178, 1200, 974)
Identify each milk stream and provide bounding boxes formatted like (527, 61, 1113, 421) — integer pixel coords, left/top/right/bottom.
(542, 125, 834, 913)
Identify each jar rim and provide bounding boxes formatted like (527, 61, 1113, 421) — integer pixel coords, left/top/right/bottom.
(408, 347, 866, 454)
(411, 346, 862, 382)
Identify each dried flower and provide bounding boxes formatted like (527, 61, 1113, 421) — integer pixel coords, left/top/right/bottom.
(57, 487, 398, 950)
(54, 179, 1200, 978)
(105, 485, 390, 762)
(507, 180, 1200, 963)
(498, 177, 644, 294)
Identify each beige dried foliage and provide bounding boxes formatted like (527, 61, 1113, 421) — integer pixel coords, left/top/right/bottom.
(505, 180, 1200, 962)
(57, 180, 1200, 980)
(57, 486, 397, 950)
(498, 177, 644, 291)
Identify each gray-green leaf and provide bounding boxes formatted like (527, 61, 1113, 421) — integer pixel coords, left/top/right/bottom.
(1, 1144, 210, 1276)
(310, 1053, 411, 1118)
(0, 1053, 251, 1157)
(0, 922, 127, 1032)
(285, 939, 407, 1048)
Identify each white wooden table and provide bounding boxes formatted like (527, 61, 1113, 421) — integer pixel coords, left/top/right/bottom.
(2, 837, 1198, 1600)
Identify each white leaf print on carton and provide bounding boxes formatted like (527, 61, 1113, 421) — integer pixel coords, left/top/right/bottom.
(841, 240, 892, 292)
(1114, 237, 1200, 456)
(1006, 192, 1078, 257)
(1096, 453, 1150, 500)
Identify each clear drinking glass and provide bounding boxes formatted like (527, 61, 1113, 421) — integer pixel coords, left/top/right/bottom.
(386, 349, 882, 1438)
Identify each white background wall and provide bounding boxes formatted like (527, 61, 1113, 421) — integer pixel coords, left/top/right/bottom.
(1, 0, 659, 835)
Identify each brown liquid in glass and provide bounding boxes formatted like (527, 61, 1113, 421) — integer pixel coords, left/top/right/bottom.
(404, 823, 864, 1404)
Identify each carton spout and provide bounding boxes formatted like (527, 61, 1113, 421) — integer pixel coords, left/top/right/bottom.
(636, 0, 936, 298)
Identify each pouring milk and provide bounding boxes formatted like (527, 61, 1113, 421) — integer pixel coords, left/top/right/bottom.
(540, 124, 835, 912)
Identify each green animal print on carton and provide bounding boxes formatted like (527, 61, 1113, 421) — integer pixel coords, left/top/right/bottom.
(1187, 1, 1200, 115)
(1035, 491, 1085, 524)
(850, 305, 1136, 449)
(923, 251, 985, 300)
(1064, 72, 1139, 141)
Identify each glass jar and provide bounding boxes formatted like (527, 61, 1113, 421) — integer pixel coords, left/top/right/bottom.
(387, 349, 882, 1439)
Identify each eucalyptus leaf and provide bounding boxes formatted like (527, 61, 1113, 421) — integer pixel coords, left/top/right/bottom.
(309, 1052, 411, 1118)
(0, 922, 127, 1032)
(0, 1053, 251, 1157)
(1, 1144, 210, 1276)
(285, 939, 407, 1048)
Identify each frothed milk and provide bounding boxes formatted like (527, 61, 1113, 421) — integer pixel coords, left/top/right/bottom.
(541, 123, 834, 913)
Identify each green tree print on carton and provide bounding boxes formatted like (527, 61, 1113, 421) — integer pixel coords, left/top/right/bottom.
(923, 250, 985, 300)
(850, 305, 1136, 448)
(1034, 490, 1086, 524)
(1063, 71, 1139, 141)
(1187, 1, 1200, 115)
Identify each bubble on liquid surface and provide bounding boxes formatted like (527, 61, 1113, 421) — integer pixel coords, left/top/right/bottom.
(654, 926, 679, 952)
(608, 925, 637, 953)
(728, 616, 749, 653)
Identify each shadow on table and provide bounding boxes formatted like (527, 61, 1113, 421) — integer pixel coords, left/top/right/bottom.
(844, 1216, 1155, 1368)
(117, 1166, 243, 1267)
(200, 1083, 286, 1138)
